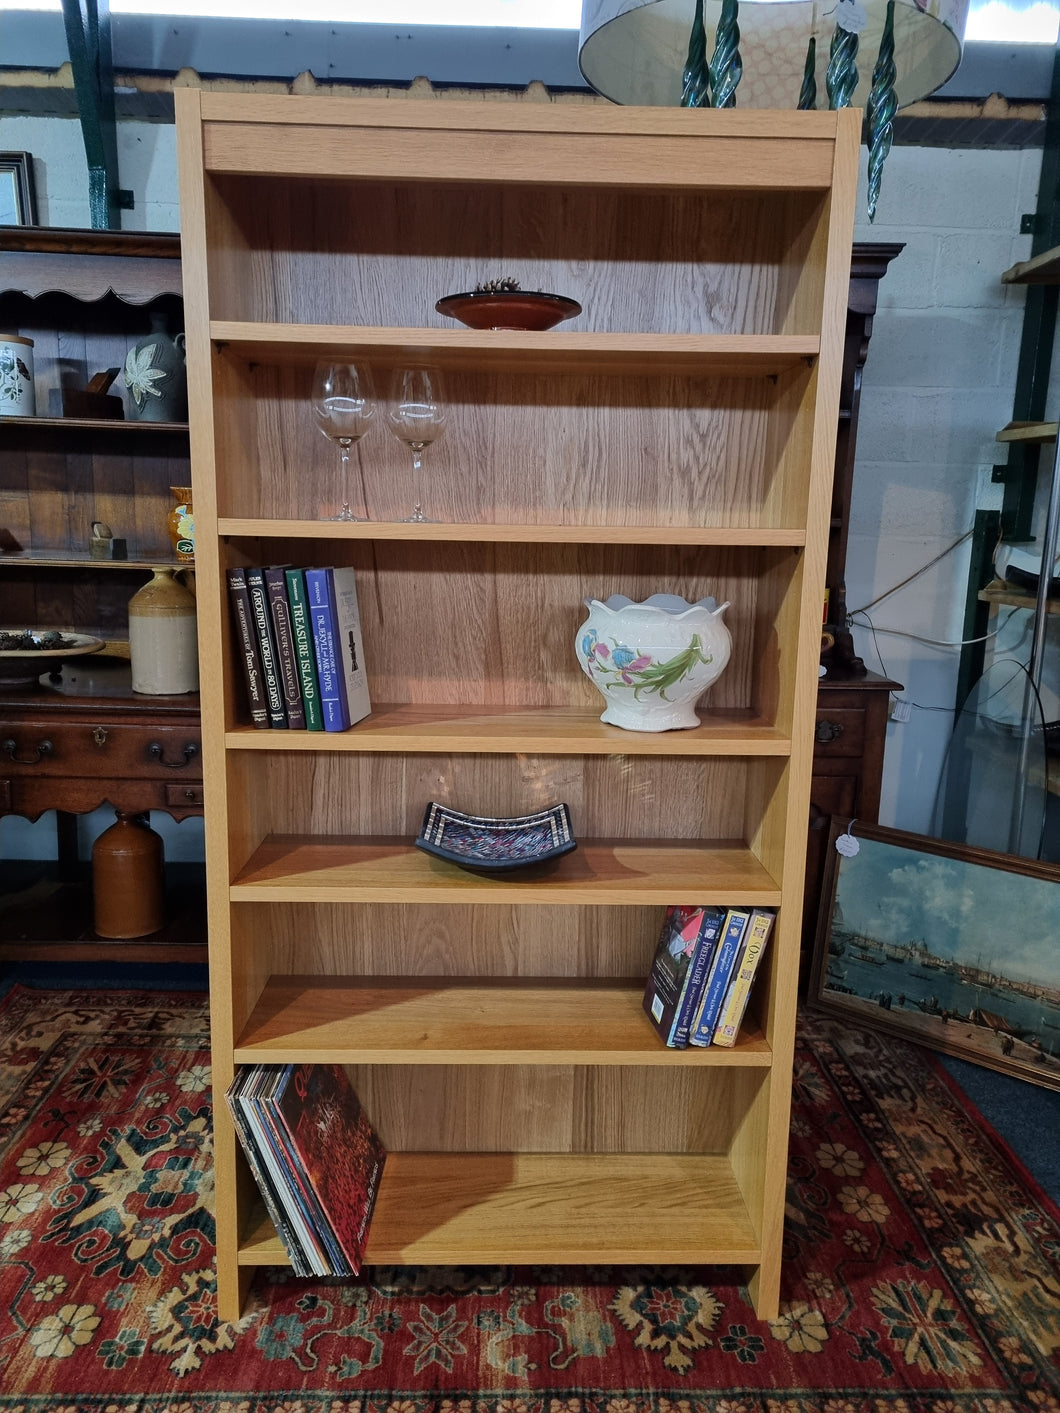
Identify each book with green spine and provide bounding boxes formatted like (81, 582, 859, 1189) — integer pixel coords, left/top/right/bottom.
(284, 568, 324, 731)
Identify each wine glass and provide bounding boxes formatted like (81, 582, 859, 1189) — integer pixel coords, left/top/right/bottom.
(312, 362, 375, 522)
(386, 366, 447, 523)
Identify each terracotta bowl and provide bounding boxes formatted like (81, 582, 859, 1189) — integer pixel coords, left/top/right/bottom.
(435, 291, 581, 332)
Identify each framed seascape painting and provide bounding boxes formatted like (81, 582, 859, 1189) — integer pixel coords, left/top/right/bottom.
(809, 818, 1060, 1091)
(0, 153, 37, 226)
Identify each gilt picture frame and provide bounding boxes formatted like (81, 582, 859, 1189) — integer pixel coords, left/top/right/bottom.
(809, 818, 1060, 1091)
(0, 153, 38, 226)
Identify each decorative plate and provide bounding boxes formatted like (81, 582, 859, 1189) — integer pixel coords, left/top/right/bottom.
(0, 629, 106, 691)
(415, 801, 577, 871)
(435, 291, 582, 332)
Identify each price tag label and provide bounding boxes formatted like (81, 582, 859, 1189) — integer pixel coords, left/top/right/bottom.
(835, 0, 867, 33)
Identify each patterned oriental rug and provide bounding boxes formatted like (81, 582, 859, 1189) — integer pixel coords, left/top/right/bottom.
(1, 984, 1058, 1412)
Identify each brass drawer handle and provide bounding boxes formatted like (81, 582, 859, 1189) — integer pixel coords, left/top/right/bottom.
(2, 737, 53, 765)
(148, 740, 200, 770)
(815, 720, 845, 744)
(93, 726, 109, 747)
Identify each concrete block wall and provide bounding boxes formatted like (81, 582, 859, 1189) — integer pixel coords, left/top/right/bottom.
(849, 142, 1045, 834)
(0, 109, 1051, 854)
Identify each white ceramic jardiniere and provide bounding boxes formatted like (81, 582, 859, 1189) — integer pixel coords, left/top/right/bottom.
(576, 593, 732, 731)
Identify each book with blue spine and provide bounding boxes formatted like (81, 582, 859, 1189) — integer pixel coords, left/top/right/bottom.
(642, 905, 727, 1047)
(688, 906, 752, 1047)
(305, 567, 350, 731)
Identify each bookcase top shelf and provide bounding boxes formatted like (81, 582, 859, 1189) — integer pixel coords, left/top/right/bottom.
(219, 520, 808, 547)
(224, 704, 791, 756)
(230, 835, 782, 905)
(212, 324, 820, 377)
(234, 975, 772, 1066)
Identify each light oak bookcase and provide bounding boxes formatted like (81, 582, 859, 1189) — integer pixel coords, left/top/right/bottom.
(174, 91, 859, 1323)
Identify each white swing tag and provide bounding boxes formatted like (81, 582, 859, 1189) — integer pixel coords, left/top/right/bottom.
(835, 827, 860, 858)
(835, 0, 868, 34)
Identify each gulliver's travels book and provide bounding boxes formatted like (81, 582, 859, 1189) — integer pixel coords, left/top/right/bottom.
(642, 905, 727, 1047)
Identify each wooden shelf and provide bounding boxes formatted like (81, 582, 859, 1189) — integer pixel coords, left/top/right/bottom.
(1001, 245, 1060, 285)
(225, 704, 790, 756)
(231, 835, 782, 905)
(238, 1151, 761, 1267)
(995, 420, 1058, 444)
(1, 415, 188, 434)
(979, 582, 1060, 614)
(212, 322, 820, 378)
(234, 975, 771, 1064)
(0, 549, 188, 571)
(219, 518, 807, 546)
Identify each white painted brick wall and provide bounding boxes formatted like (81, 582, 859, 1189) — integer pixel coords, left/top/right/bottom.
(0, 114, 1051, 851)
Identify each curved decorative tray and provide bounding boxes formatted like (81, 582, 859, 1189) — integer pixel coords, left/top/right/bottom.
(0, 630, 106, 691)
(435, 291, 582, 332)
(415, 801, 577, 872)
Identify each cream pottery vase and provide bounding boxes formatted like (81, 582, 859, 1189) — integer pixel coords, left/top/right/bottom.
(576, 593, 732, 731)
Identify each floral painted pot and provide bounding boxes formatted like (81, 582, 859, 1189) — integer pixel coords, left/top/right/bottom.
(576, 593, 732, 731)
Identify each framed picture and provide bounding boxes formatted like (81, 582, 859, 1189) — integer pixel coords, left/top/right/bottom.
(809, 818, 1060, 1091)
(0, 153, 38, 226)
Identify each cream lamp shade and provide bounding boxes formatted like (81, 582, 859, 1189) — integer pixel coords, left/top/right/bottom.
(578, 0, 968, 111)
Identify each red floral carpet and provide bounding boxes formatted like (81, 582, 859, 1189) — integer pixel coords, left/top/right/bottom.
(2, 983, 1058, 1412)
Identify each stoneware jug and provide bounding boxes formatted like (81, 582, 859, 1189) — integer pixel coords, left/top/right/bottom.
(0, 334, 35, 416)
(128, 567, 199, 695)
(92, 810, 164, 938)
(124, 311, 187, 422)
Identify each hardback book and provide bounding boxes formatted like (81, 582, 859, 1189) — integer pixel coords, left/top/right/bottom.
(329, 566, 372, 728)
(270, 1062, 387, 1276)
(305, 567, 349, 731)
(305, 567, 372, 731)
(225, 567, 268, 729)
(284, 568, 324, 731)
(711, 908, 777, 1048)
(245, 565, 287, 728)
(688, 907, 752, 1047)
(642, 905, 727, 1048)
(264, 566, 306, 729)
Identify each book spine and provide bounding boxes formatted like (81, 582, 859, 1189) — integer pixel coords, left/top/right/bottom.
(329, 566, 372, 727)
(225, 568, 269, 729)
(245, 566, 287, 728)
(305, 568, 351, 731)
(669, 906, 727, 1047)
(688, 909, 751, 1047)
(264, 566, 306, 729)
(285, 568, 324, 731)
(711, 910, 776, 1048)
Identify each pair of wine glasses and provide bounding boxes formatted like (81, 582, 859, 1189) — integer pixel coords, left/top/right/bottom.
(311, 362, 446, 524)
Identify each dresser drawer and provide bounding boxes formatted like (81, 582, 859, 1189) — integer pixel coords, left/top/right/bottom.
(812, 707, 866, 758)
(1, 719, 201, 780)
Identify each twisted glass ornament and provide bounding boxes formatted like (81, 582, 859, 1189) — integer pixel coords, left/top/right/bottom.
(681, 0, 711, 107)
(798, 34, 817, 109)
(866, 0, 897, 221)
(708, 0, 743, 108)
(826, 22, 859, 109)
